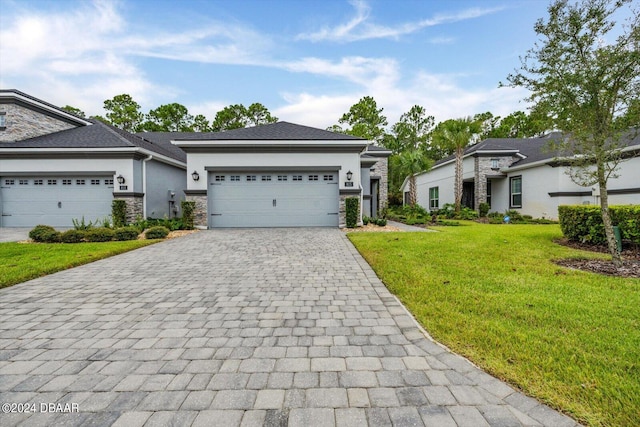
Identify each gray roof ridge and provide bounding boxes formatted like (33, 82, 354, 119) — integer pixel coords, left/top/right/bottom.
(88, 119, 136, 147)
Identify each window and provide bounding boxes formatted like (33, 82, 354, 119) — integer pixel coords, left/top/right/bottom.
(491, 158, 499, 169)
(277, 175, 287, 181)
(4, 179, 15, 185)
(19, 179, 28, 185)
(47, 179, 57, 185)
(246, 175, 256, 181)
(261, 175, 271, 181)
(105, 179, 114, 185)
(308, 175, 318, 181)
(215, 175, 225, 182)
(62, 179, 72, 185)
(34, 179, 43, 186)
(0, 112, 6, 130)
(91, 179, 100, 185)
(292, 175, 302, 181)
(76, 179, 85, 185)
(230, 175, 240, 181)
(323, 175, 334, 181)
(486, 179, 492, 208)
(510, 176, 522, 208)
(429, 187, 439, 210)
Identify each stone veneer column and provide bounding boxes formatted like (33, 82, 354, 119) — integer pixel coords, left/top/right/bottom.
(370, 157, 389, 212)
(339, 190, 362, 228)
(185, 191, 208, 229)
(114, 194, 144, 223)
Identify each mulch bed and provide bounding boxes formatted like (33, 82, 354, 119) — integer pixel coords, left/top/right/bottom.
(554, 238, 640, 278)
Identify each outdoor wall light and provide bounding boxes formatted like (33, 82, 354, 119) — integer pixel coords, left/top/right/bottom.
(192, 170, 200, 181)
(346, 170, 353, 181)
(116, 175, 125, 184)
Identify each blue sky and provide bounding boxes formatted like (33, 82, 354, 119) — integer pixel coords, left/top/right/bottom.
(0, 0, 554, 128)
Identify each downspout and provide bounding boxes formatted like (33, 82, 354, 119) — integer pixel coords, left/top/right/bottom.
(142, 154, 153, 219)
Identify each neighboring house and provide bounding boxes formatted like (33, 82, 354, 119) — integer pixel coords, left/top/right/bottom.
(0, 90, 390, 228)
(0, 89, 186, 227)
(154, 122, 390, 228)
(401, 132, 640, 219)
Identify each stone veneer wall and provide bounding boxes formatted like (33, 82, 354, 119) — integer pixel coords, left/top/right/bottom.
(370, 156, 389, 212)
(0, 103, 76, 142)
(185, 194, 208, 228)
(115, 195, 144, 224)
(474, 156, 517, 210)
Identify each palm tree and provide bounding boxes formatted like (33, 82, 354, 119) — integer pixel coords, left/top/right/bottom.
(431, 117, 481, 213)
(397, 149, 432, 207)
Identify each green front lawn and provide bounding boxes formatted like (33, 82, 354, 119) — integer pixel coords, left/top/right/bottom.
(348, 223, 639, 427)
(0, 240, 157, 289)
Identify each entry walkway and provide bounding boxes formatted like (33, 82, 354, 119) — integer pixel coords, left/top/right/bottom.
(0, 229, 577, 426)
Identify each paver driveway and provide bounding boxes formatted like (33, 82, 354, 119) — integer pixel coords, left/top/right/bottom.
(0, 229, 578, 427)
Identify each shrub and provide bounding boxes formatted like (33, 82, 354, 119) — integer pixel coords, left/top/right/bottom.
(345, 197, 359, 228)
(72, 216, 96, 231)
(145, 226, 170, 239)
(181, 201, 196, 229)
(478, 202, 490, 217)
(84, 227, 115, 242)
(29, 225, 57, 242)
(112, 200, 127, 228)
(457, 207, 479, 220)
(362, 216, 370, 225)
(375, 218, 387, 226)
(559, 205, 640, 245)
(114, 227, 139, 241)
(61, 229, 85, 243)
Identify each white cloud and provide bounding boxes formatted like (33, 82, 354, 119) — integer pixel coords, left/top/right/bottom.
(297, 0, 504, 43)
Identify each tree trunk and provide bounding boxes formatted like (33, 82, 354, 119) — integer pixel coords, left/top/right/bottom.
(409, 176, 417, 207)
(598, 164, 622, 267)
(454, 147, 463, 213)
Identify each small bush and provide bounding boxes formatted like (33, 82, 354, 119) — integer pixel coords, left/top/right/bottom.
(375, 218, 387, 226)
(181, 201, 196, 229)
(457, 207, 479, 220)
(61, 229, 85, 243)
(478, 202, 490, 217)
(114, 227, 139, 241)
(112, 200, 127, 228)
(436, 220, 461, 226)
(29, 225, 57, 242)
(40, 230, 61, 243)
(72, 216, 96, 231)
(84, 227, 115, 242)
(345, 197, 359, 228)
(362, 216, 370, 225)
(145, 226, 170, 239)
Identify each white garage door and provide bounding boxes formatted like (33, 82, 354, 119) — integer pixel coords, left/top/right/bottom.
(209, 172, 339, 227)
(0, 176, 114, 227)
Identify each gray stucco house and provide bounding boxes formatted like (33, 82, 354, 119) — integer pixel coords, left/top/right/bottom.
(402, 132, 640, 219)
(0, 89, 186, 227)
(142, 123, 391, 228)
(0, 90, 390, 228)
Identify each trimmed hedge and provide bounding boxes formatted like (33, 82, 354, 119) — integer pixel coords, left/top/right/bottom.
(345, 197, 359, 228)
(84, 227, 116, 242)
(114, 227, 139, 241)
(29, 225, 58, 242)
(181, 201, 196, 229)
(558, 205, 640, 245)
(145, 226, 170, 239)
(61, 229, 85, 243)
(112, 199, 127, 228)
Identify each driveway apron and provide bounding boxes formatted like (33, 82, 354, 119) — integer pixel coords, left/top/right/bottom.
(0, 229, 578, 427)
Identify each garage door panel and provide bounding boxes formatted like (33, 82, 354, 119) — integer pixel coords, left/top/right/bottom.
(1, 176, 113, 227)
(209, 172, 339, 228)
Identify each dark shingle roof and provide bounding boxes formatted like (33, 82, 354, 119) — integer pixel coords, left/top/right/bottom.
(165, 121, 366, 141)
(0, 119, 186, 163)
